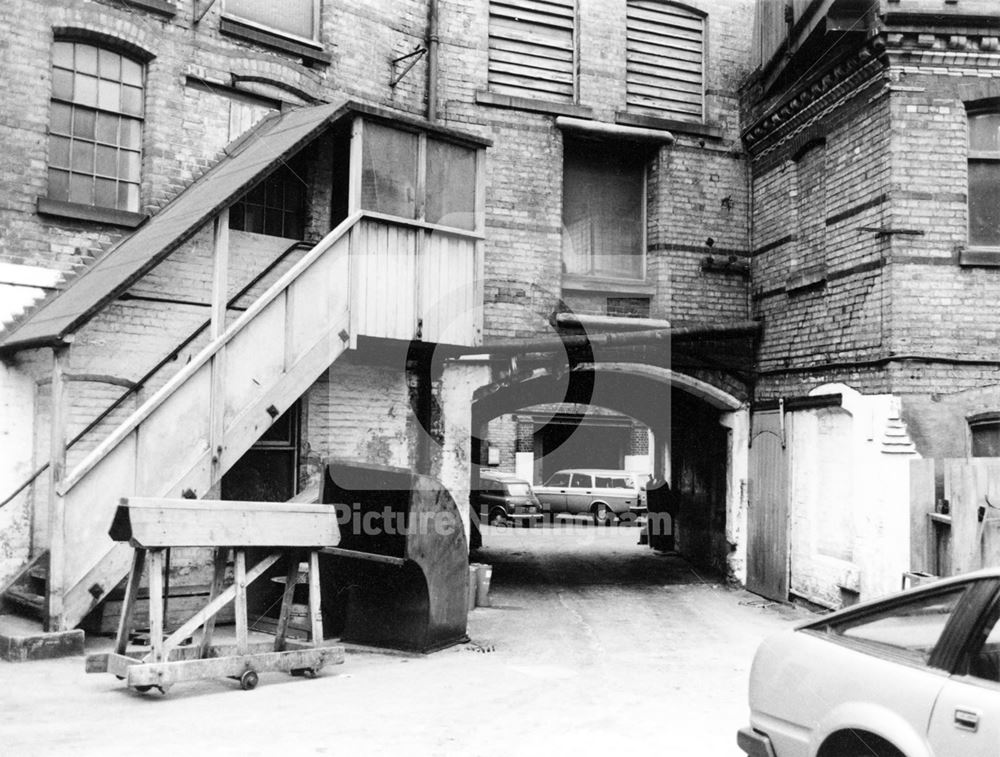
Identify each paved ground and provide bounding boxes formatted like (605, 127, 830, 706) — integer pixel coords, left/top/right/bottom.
(0, 526, 811, 756)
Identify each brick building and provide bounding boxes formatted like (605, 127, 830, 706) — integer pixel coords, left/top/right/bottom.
(742, 0, 1000, 608)
(0, 0, 761, 643)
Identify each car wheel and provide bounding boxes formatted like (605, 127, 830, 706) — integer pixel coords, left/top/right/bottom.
(592, 503, 614, 526)
(488, 507, 508, 527)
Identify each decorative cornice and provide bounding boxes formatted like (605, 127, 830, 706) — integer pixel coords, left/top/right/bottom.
(742, 37, 888, 152)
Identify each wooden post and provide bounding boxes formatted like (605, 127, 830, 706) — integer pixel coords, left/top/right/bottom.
(46, 343, 70, 632)
(308, 550, 323, 644)
(234, 549, 249, 655)
(198, 548, 228, 658)
(115, 549, 146, 655)
(209, 209, 229, 491)
(274, 552, 300, 652)
(147, 548, 165, 662)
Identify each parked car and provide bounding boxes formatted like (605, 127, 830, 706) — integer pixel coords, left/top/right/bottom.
(473, 470, 543, 527)
(738, 568, 1000, 757)
(533, 469, 645, 524)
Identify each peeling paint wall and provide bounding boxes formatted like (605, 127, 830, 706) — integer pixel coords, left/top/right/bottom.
(0, 361, 36, 586)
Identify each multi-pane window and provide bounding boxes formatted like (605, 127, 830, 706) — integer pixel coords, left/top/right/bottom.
(626, 1, 706, 122)
(48, 41, 143, 212)
(969, 111, 1000, 249)
(488, 0, 576, 103)
(223, 0, 319, 42)
(562, 140, 646, 280)
(229, 163, 306, 239)
(360, 120, 478, 232)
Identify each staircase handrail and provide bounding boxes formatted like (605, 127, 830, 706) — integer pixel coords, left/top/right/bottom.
(59, 210, 364, 496)
(0, 238, 312, 511)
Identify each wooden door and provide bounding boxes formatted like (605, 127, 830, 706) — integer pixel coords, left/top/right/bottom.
(747, 409, 788, 601)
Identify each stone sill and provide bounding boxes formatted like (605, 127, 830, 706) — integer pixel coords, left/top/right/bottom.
(219, 16, 331, 66)
(37, 198, 147, 229)
(959, 247, 1000, 267)
(615, 111, 724, 140)
(561, 274, 655, 296)
(121, 0, 176, 16)
(475, 91, 594, 120)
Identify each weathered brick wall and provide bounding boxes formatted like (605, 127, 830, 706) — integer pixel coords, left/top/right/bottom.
(750, 72, 892, 400)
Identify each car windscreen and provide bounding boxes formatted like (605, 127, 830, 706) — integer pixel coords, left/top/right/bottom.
(505, 483, 531, 496)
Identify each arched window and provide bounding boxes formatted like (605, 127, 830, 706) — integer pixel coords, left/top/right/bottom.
(47, 41, 144, 214)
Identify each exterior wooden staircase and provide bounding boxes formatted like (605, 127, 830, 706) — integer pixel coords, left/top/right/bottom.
(37, 212, 358, 633)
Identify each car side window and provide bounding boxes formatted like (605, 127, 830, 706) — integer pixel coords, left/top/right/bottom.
(596, 476, 612, 488)
(570, 473, 591, 488)
(612, 477, 629, 488)
(961, 596, 1000, 682)
(546, 473, 570, 487)
(820, 586, 969, 664)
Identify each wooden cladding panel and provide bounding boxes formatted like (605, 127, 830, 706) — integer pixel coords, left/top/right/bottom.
(489, 0, 575, 102)
(626, 1, 705, 121)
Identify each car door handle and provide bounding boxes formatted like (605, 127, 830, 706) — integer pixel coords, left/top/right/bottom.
(955, 708, 980, 732)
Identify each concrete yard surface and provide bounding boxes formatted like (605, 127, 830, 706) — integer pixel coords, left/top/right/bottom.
(0, 527, 811, 756)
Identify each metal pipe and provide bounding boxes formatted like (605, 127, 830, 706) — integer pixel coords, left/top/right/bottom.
(427, 0, 439, 122)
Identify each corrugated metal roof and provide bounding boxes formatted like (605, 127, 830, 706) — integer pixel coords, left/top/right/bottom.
(0, 101, 352, 352)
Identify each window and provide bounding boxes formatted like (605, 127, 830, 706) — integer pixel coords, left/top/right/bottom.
(546, 472, 571, 487)
(815, 586, 968, 665)
(962, 595, 1000, 681)
(229, 162, 306, 239)
(562, 139, 646, 280)
(488, 0, 576, 103)
(360, 120, 478, 232)
(47, 41, 143, 213)
(570, 473, 591, 488)
(969, 111, 1000, 249)
(626, 1, 706, 122)
(971, 415, 1000, 457)
(223, 0, 318, 43)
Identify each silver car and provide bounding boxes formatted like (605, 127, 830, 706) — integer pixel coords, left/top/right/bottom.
(533, 468, 644, 524)
(739, 568, 1000, 757)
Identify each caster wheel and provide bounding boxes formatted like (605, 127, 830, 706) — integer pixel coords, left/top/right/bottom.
(240, 670, 259, 691)
(134, 685, 154, 693)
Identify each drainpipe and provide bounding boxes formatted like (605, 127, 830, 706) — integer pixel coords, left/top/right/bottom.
(427, 0, 439, 122)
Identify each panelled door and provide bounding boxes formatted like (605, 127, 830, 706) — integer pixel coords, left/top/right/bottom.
(747, 409, 789, 601)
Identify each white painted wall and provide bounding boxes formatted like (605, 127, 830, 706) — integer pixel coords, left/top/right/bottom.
(0, 362, 37, 586)
(786, 384, 917, 608)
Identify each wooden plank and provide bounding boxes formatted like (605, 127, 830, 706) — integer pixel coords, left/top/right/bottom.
(273, 553, 301, 652)
(125, 646, 344, 687)
(308, 551, 323, 644)
(147, 549, 165, 663)
(491, 0, 574, 20)
(234, 549, 249, 655)
(112, 497, 341, 548)
(321, 546, 407, 566)
(946, 459, 980, 575)
(489, 58, 575, 85)
(490, 5, 575, 30)
(490, 36, 575, 64)
(115, 549, 147, 655)
(909, 458, 936, 574)
(489, 18, 573, 51)
(199, 548, 228, 658)
(47, 344, 70, 631)
(489, 73, 574, 99)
